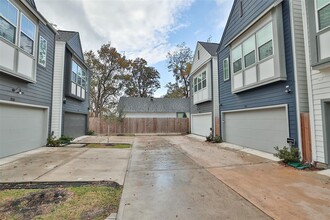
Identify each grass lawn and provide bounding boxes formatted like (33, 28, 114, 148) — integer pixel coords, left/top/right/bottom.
(86, 143, 131, 149)
(0, 183, 122, 220)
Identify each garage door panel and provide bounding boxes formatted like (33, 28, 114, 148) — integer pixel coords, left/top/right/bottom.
(191, 113, 212, 137)
(224, 107, 288, 153)
(0, 104, 48, 158)
(64, 113, 86, 138)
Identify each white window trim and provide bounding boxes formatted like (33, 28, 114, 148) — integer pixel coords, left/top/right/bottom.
(315, 0, 330, 32)
(229, 6, 286, 93)
(223, 58, 230, 81)
(70, 59, 87, 100)
(193, 71, 207, 93)
(0, 0, 38, 82)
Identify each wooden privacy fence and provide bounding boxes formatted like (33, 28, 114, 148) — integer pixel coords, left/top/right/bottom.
(89, 117, 190, 135)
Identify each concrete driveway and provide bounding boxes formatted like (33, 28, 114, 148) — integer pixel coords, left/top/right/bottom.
(118, 135, 330, 220)
(118, 136, 271, 220)
(0, 136, 132, 185)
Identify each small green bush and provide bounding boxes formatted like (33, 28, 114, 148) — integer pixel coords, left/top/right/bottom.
(47, 135, 60, 147)
(87, 130, 95, 135)
(274, 146, 301, 163)
(59, 135, 74, 144)
(214, 135, 222, 143)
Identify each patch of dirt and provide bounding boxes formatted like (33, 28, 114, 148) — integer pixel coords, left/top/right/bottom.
(0, 181, 121, 190)
(0, 189, 71, 219)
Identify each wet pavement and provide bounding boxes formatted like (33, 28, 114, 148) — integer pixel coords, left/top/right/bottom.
(117, 136, 271, 220)
(169, 135, 330, 220)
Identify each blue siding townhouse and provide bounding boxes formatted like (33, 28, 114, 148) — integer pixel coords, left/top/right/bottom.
(0, 0, 57, 158)
(217, 0, 308, 154)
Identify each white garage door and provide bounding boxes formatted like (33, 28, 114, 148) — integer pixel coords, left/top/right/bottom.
(223, 106, 289, 153)
(0, 103, 48, 158)
(191, 113, 212, 137)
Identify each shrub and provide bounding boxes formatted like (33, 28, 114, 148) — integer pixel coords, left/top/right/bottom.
(274, 146, 301, 163)
(59, 135, 74, 145)
(214, 135, 222, 143)
(87, 130, 95, 135)
(47, 135, 61, 147)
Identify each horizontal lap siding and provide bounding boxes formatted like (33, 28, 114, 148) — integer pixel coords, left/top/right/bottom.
(292, 0, 309, 112)
(310, 69, 330, 163)
(0, 22, 55, 134)
(218, 0, 298, 145)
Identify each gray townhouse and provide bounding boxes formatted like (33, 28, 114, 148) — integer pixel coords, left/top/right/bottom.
(0, 0, 57, 158)
(217, 0, 309, 155)
(51, 30, 90, 138)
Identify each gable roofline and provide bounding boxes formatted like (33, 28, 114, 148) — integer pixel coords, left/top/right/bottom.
(217, 0, 237, 53)
(57, 30, 86, 65)
(223, 0, 283, 48)
(217, 0, 282, 53)
(198, 41, 219, 56)
(190, 41, 218, 76)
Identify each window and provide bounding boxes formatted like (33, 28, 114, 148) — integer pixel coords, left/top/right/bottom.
(243, 35, 255, 67)
(177, 112, 187, 118)
(193, 71, 207, 93)
(232, 45, 242, 73)
(0, 0, 18, 43)
(257, 22, 273, 61)
(197, 74, 202, 90)
(197, 50, 200, 59)
(71, 60, 87, 99)
(0, 0, 38, 82)
(230, 17, 284, 92)
(38, 36, 47, 67)
(20, 14, 35, 54)
(193, 77, 197, 92)
(223, 58, 229, 81)
(316, 0, 330, 30)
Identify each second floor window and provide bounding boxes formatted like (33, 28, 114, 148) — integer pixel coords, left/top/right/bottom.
(316, 0, 330, 30)
(193, 71, 206, 93)
(71, 60, 87, 99)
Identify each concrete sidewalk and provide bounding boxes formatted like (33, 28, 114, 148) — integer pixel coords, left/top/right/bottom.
(168, 135, 330, 220)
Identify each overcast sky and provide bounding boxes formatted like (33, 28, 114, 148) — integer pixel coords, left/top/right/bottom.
(35, 0, 233, 97)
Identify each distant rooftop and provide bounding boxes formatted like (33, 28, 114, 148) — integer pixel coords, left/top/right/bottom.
(118, 97, 190, 113)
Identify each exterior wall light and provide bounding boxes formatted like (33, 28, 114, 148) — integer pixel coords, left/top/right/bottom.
(285, 85, 291, 93)
(12, 87, 24, 95)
